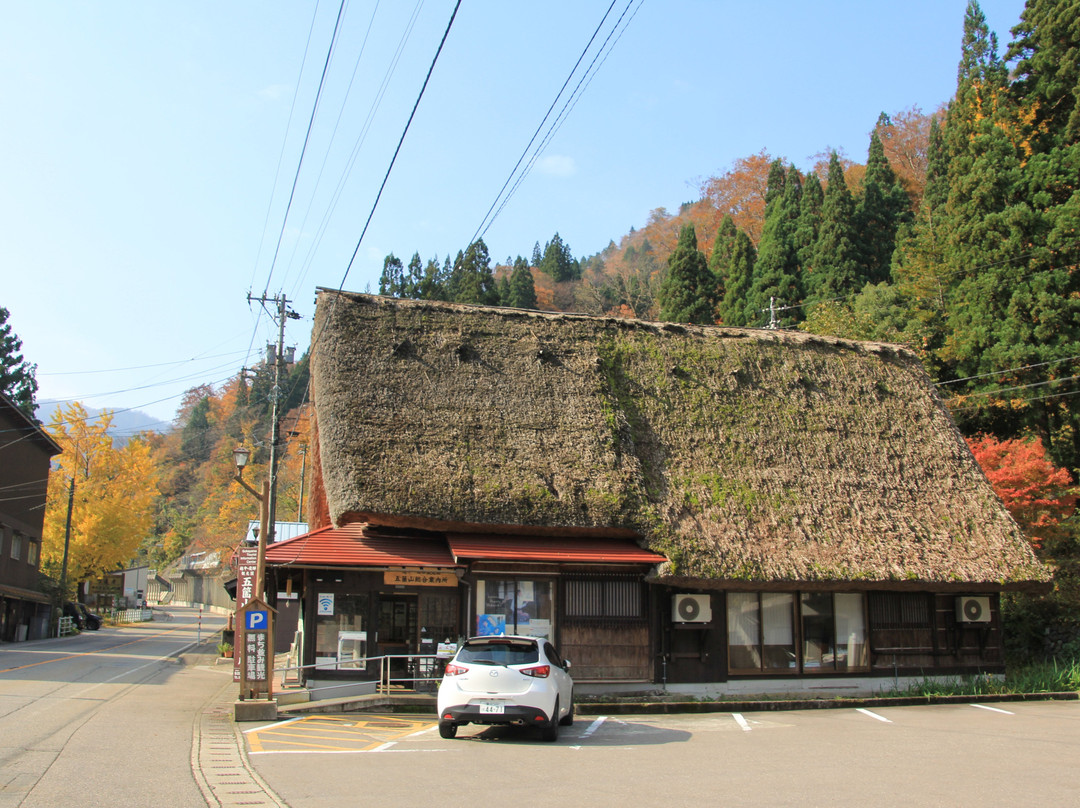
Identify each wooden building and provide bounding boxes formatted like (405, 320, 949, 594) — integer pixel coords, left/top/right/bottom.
(0, 393, 62, 642)
(273, 292, 1049, 692)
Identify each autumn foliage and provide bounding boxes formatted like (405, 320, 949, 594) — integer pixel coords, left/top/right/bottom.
(967, 434, 1076, 552)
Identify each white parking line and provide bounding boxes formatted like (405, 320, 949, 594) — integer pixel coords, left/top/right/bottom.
(732, 713, 751, 731)
(970, 703, 1014, 715)
(856, 708, 892, 723)
(570, 716, 607, 749)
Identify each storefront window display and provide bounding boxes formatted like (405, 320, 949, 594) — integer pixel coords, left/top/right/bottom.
(475, 579, 553, 640)
(314, 592, 368, 671)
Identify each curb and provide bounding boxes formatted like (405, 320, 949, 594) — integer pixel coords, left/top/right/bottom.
(574, 691, 1079, 715)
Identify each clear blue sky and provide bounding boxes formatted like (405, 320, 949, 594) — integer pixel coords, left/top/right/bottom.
(2, 0, 1027, 427)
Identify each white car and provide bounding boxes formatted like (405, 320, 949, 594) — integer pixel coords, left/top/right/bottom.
(437, 635, 574, 741)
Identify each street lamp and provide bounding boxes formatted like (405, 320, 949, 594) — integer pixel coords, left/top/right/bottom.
(233, 446, 269, 601)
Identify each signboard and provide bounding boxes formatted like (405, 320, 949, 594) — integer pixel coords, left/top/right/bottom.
(89, 576, 122, 595)
(246, 609, 269, 631)
(317, 593, 334, 616)
(239, 596, 274, 700)
(233, 546, 259, 682)
(383, 570, 458, 587)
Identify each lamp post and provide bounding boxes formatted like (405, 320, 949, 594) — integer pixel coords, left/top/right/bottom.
(233, 446, 269, 601)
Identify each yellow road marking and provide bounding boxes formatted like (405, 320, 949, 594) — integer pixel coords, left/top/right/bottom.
(245, 715, 435, 753)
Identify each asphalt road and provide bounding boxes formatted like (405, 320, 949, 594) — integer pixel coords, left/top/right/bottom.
(0, 606, 228, 808)
(245, 700, 1080, 807)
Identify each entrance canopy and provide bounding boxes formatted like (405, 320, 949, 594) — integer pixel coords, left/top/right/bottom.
(264, 523, 456, 568)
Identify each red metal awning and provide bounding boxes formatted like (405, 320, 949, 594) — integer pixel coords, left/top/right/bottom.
(446, 533, 667, 564)
(264, 523, 456, 568)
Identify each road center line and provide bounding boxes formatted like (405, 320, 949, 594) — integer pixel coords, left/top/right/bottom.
(732, 713, 751, 731)
(970, 703, 1014, 714)
(856, 708, 892, 723)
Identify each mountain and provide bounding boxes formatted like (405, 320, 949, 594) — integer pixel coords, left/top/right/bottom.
(36, 400, 172, 444)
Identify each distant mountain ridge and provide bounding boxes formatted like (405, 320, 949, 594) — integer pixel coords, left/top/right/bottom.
(36, 400, 172, 443)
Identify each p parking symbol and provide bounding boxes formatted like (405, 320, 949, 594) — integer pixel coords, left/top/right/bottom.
(246, 610, 268, 631)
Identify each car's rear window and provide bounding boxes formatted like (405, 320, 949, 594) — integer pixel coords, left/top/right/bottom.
(457, 639, 539, 666)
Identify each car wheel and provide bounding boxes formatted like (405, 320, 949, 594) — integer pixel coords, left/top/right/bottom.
(559, 693, 574, 726)
(438, 720, 458, 740)
(542, 699, 560, 742)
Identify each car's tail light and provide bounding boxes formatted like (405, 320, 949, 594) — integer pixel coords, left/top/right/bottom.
(520, 664, 550, 678)
(444, 663, 467, 676)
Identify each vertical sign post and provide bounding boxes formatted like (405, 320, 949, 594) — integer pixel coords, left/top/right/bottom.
(234, 545, 259, 684)
(241, 597, 274, 701)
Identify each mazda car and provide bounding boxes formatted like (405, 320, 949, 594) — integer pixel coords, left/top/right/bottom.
(436, 635, 573, 741)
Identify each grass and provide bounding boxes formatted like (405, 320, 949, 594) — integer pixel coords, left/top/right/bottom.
(886, 658, 1080, 698)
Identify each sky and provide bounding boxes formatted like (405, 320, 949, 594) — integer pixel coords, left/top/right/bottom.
(2, 0, 1029, 429)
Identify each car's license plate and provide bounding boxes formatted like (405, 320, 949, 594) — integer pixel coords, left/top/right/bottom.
(478, 701, 504, 715)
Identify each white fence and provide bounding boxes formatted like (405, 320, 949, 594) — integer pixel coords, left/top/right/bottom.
(112, 608, 153, 624)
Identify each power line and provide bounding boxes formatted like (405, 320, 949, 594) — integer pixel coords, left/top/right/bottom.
(261, 0, 349, 297)
(335, 0, 462, 293)
(469, 0, 620, 246)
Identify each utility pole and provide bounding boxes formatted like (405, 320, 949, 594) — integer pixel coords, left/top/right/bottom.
(246, 292, 300, 547)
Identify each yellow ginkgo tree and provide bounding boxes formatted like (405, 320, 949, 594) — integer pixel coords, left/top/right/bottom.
(41, 402, 158, 596)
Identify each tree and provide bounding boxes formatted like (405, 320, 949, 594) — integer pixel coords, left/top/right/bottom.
(857, 128, 912, 284)
(715, 226, 756, 327)
(697, 150, 776, 245)
(968, 434, 1076, 553)
(745, 163, 802, 326)
(538, 233, 580, 282)
(378, 254, 405, 297)
(806, 152, 862, 304)
(507, 257, 538, 309)
(658, 224, 714, 324)
(0, 306, 38, 418)
(447, 240, 497, 305)
(41, 403, 158, 594)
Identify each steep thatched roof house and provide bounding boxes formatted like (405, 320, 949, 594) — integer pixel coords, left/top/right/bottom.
(276, 290, 1047, 692)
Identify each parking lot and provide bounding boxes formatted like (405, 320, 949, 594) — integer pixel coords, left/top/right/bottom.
(245, 700, 1080, 807)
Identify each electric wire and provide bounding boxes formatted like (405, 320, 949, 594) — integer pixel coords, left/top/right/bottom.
(260, 0, 349, 298)
(469, 0, 620, 247)
(248, 0, 325, 294)
(480, 0, 643, 242)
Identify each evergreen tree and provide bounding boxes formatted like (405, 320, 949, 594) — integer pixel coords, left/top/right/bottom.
(0, 306, 37, 417)
(857, 129, 912, 284)
(447, 240, 497, 305)
(745, 163, 802, 326)
(793, 171, 824, 271)
(708, 216, 738, 308)
(508, 258, 538, 309)
(404, 253, 424, 298)
(1008, 0, 1080, 149)
(658, 224, 714, 324)
(538, 232, 580, 282)
(806, 153, 863, 304)
(531, 241, 543, 267)
(495, 274, 511, 306)
(378, 254, 405, 297)
(716, 228, 756, 327)
(763, 158, 786, 208)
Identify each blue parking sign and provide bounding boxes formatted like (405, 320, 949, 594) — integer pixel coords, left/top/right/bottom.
(246, 610, 268, 631)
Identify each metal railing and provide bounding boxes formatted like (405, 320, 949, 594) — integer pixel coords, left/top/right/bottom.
(273, 653, 449, 696)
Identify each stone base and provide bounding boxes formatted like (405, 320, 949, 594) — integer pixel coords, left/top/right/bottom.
(234, 698, 278, 722)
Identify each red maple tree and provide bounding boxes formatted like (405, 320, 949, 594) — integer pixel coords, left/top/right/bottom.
(967, 434, 1076, 551)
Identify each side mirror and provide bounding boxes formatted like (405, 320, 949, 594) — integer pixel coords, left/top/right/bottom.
(564, 659, 571, 670)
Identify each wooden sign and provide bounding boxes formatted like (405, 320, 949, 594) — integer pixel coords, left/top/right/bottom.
(383, 570, 458, 587)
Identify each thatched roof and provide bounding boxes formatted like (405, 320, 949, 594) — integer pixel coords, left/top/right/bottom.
(310, 290, 1049, 591)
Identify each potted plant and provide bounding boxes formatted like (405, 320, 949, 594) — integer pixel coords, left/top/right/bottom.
(217, 641, 233, 658)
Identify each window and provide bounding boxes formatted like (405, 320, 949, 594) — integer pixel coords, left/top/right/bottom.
(727, 591, 867, 674)
(27, 540, 39, 567)
(727, 592, 795, 673)
(565, 575, 645, 622)
(11, 533, 22, 561)
(476, 579, 553, 640)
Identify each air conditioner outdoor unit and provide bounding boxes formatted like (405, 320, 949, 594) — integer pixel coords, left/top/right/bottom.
(672, 594, 712, 623)
(956, 596, 992, 623)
